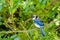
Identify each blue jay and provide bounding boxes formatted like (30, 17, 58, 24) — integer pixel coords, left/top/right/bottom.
(32, 15, 45, 36)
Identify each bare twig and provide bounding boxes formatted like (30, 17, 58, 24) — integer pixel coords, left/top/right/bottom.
(0, 28, 38, 33)
(22, 18, 32, 26)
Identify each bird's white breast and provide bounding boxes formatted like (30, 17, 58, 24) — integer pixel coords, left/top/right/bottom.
(34, 23, 40, 28)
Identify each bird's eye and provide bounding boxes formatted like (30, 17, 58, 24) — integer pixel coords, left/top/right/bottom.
(36, 16, 38, 18)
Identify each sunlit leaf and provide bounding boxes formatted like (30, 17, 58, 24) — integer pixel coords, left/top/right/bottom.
(14, 37, 20, 40)
(9, 0, 20, 14)
(39, 0, 43, 3)
(0, 2, 2, 11)
(11, 35, 17, 38)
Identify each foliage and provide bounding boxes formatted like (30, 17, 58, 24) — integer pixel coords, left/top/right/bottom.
(0, 0, 60, 40)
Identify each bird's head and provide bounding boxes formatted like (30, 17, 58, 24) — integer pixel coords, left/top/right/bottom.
(32, 15, 39, 20)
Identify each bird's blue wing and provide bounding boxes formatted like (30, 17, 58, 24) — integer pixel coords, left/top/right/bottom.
(34, 19, 44, 26)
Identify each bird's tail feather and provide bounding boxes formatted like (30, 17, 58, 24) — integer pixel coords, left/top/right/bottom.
(40, 28, 45, 36)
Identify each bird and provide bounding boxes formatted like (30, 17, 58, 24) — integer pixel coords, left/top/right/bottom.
(32, 15, 45, 36)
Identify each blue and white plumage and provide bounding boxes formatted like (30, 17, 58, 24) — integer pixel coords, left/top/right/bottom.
(32, 15, 45, 36)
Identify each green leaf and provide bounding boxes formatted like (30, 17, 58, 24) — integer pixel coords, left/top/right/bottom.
(14, 37, 20, 40)
(11, 35, 17, 38)
(10, 0, 20, 14)
(0, 22, 2, 25)
(49, 7, 57, 18)
(0, 16, 2, 21)
(39, 0, 43, 3)
(30, 5, 35, 10)
(40, 0, 47, 9)
(0, 3, 2, 11)
(24, 7, 29, 13)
